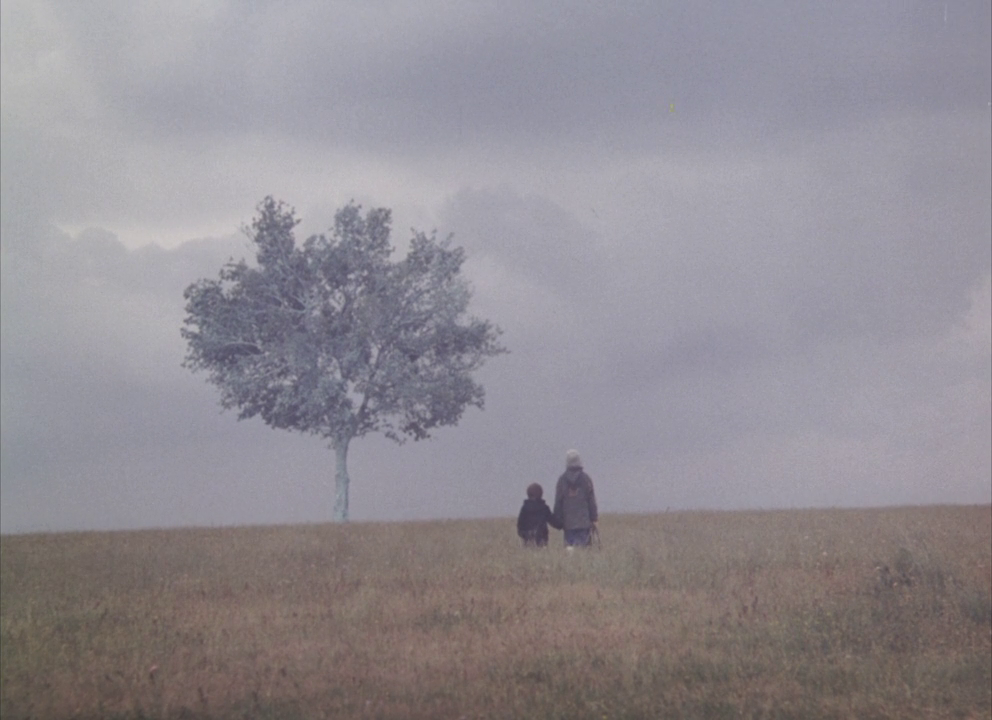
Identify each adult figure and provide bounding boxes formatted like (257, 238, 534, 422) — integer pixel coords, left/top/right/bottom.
(553, 449, 598, 548)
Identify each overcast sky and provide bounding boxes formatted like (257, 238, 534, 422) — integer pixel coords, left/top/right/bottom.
(2, 0, 990, 533)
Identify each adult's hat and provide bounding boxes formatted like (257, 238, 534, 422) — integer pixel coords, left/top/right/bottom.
(566, 449, 582, 469)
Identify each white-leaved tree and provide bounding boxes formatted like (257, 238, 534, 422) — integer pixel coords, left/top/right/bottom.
(182, 197, 506, 521)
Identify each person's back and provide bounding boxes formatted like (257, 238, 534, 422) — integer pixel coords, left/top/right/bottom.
(553, 450, 598, 547)
(517, 483, 560, 546)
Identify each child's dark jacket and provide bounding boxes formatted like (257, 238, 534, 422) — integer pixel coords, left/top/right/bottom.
(517, 498, 562, 546)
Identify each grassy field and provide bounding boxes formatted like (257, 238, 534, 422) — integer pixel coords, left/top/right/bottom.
(1, 506, 990, 720)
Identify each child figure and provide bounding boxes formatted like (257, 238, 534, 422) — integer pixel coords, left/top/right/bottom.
(516, 483, 562, 547)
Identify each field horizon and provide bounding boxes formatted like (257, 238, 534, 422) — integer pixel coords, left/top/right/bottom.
(2, 504, 990, 719)
(4, 501, 989, 539)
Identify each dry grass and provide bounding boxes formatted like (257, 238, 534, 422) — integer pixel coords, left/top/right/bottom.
(1, 506, 990, 719)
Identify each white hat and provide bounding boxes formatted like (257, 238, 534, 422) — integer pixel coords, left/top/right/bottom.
(565, 449, 582, 469)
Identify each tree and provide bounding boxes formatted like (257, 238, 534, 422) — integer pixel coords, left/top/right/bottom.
(182, 197, 506, 521)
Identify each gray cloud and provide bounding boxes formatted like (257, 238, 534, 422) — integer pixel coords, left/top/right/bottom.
(4, 1, 989, 233)
(45, 2, 990, 145)
(1, 0, 989, 532)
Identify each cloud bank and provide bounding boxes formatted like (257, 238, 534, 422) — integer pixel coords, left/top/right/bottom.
(2, 0, 989, 532)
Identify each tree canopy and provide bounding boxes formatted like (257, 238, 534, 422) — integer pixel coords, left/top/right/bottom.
(182, 197, 505, 520)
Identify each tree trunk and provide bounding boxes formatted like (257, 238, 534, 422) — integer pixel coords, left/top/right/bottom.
(333, 436, 351, 522)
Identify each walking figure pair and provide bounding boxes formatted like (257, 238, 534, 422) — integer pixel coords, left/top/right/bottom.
(516, 450, 598, 548)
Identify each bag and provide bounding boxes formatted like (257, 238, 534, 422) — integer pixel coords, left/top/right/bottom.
(590, 524, 602, 549)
